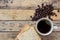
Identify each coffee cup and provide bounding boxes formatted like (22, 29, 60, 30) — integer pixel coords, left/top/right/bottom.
(35, 18, 58, 36)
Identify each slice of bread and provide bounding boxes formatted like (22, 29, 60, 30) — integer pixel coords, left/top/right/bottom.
(16, 25, 42, 40)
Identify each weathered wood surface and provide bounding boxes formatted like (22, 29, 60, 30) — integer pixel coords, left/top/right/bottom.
(0, 10, 59, 20)
(0, 21, 60, 31)
(0, 21, 59, 40)
(0, 31, 60, 40)
(0, 21, 35, 31)
(0, 0, 60, 40)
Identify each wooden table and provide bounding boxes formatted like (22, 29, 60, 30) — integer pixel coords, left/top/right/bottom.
(0, 21, 60, 40)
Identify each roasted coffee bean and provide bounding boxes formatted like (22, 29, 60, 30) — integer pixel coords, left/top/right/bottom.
(31, 4, 57, 21)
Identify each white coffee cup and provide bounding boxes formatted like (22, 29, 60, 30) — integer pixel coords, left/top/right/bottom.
(35, 18, 58, 36)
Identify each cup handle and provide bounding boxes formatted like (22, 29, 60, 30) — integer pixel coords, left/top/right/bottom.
(53, 25, 58, 29)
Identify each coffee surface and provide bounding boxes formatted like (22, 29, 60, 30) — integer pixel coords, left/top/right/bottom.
(37, 20, 51, 33)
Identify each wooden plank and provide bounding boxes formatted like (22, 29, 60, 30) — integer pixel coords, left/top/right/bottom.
(42, 31, 60, 40)
(0, 31, 60, 40)
(0, 21, 59, 31)
(0, 9, 59, 20)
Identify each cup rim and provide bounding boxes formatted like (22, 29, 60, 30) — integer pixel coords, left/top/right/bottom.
(35, 18, 53, 36)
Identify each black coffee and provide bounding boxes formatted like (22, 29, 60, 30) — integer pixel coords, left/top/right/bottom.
(37, 20, 51, 33)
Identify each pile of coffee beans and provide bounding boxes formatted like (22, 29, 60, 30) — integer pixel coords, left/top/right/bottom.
(30, 4, 57, 21)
